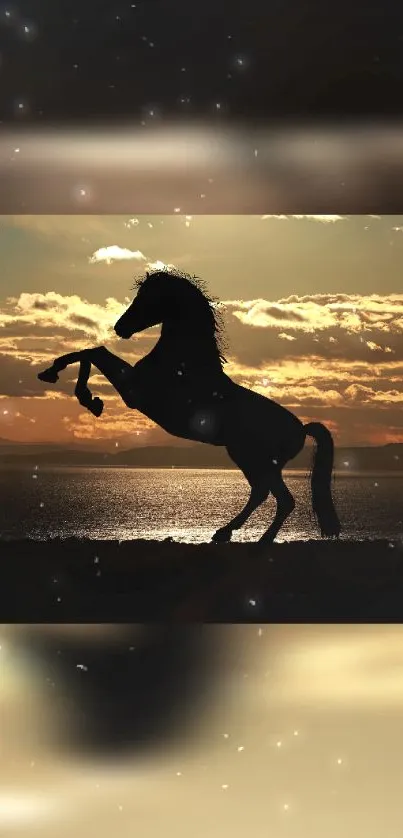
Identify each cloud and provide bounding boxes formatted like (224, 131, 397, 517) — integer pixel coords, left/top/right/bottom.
(2, 291, 124, 343)
(145, 260, 176, 271)
(88, 246, 178, 273)
(224, 293, 403, 339)
(0, 353, 51, 397)
(1, 288, 403, 444)
(345, 384, 403, 405)
(89, 246, 147, 265)
(87, 246, 179, 279)
(366, 340, 393, 353)
(278, 333, 296, 341)
(225, 300, 307, 328)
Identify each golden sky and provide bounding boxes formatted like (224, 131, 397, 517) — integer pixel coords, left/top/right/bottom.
(1, 213, 403, 447)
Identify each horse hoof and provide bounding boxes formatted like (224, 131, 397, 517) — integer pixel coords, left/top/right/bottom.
(212, 527, 232, 544)
(38, 368, 59, 383)
(90, 397, 104, 417)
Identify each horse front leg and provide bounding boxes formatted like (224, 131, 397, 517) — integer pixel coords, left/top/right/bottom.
(74, 358, 104, 416)
(38, 346, 135, 415)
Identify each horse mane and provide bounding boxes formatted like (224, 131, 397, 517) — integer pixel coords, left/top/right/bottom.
(131, 267, 228, 364)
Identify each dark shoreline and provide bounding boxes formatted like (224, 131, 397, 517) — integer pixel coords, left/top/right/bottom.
(2, 537, 403, 622)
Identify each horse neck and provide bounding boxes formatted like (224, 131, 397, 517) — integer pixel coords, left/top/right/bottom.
(159, 320, 222, 371)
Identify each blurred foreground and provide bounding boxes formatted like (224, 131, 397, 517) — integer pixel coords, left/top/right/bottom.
(2, 624, 403, 836)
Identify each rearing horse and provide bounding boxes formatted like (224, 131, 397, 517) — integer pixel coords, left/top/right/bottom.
(38, 268, 341, 546)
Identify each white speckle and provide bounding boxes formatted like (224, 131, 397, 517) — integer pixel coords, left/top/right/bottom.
(76, 664, 88, 671)
(237, 745, 244, 752)
(221, 784, 229, 790)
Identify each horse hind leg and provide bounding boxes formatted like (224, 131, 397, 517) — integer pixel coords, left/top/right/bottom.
(257, 469, 295, 547)
(212, 448, 272, 543)
(212, 480, 271, 543)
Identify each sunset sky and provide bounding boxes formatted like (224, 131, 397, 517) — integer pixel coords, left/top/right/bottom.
(1, 213, 403, 448)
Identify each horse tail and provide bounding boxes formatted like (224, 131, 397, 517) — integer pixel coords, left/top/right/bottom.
(304, 422, 341, 538)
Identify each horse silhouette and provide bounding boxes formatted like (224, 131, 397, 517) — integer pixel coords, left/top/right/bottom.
(38, 268, 341, 545)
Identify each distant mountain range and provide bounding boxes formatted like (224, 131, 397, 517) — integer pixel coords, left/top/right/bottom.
(1, 439, 402, 471)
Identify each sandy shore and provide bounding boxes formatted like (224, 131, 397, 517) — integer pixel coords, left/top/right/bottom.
(1, 537, 403, 621)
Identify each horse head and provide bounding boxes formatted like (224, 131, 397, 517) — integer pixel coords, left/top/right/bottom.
(114, 270, 170, 338)
(114, 268, 220, 337)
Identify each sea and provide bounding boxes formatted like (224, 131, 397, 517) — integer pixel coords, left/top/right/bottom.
(0, 466, 402, 542)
